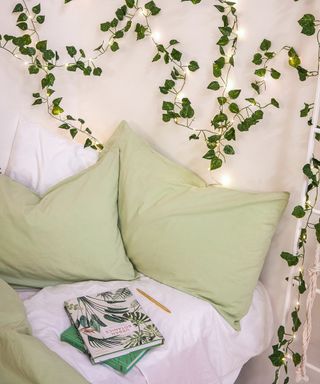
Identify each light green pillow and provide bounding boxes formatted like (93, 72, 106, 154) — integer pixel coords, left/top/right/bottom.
(106, 122, 289, 330)
(0, 148, 135, 287)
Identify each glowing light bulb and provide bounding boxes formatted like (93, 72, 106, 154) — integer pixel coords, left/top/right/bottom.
(108, 38, 114, 46)
(28, 15, 32, 19)
(226, 79, 235, 91)
(220, 174, 232, 187)
(140, 7, 148, 16)
(177, 92, 185, 101)
(236, 28, 246, 40)
(293, 333, 297, 339)
(174, 117, 179, 123)
(151, 31, 161, 43)
(24, 61, 28, 66)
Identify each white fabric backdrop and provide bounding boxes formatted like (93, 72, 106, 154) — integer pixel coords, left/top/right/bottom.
(0, 0, 318, 382)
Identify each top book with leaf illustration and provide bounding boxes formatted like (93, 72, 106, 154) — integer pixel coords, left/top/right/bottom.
(64, 287, 164, 364)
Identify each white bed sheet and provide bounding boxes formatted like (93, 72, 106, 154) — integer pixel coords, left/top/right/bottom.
(22, 276, 273, 384)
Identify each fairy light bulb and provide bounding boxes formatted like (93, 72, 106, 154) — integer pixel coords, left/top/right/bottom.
(177, 92, 185, 101)
(226, 79, 235, 91)
(151, 31, 161, 43)
(220, 174, 232, 187)
(236, 27, 246, 40)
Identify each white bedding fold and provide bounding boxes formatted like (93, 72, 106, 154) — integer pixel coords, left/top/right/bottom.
(22, 276, 273, 384)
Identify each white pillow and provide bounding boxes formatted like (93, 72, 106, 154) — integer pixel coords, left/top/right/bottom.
(5, 119, 99, 196)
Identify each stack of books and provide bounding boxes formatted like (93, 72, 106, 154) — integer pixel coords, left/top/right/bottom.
(61, 287, 165, 374)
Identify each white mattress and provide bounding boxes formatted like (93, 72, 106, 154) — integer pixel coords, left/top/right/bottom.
(21, 276, 273, 384)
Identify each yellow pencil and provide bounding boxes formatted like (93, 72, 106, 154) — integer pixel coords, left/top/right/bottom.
(136, 288, 172, 314)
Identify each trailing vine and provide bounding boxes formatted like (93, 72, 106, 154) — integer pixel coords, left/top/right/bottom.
(268, 6, 320, 384)
(0, 0, 282, 169)
(185, 0, 280, 170)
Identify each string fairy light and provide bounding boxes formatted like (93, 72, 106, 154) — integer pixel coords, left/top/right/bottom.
(220, 174, 232, 187)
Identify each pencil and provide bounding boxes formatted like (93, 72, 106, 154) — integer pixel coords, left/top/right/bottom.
(136, 288, 172, 314)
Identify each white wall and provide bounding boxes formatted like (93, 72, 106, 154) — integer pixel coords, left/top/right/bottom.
(0, 0, 318, 382)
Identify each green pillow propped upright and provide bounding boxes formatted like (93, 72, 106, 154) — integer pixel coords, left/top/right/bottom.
(106, 121, 289, 330)
(0, 148, 135, 288)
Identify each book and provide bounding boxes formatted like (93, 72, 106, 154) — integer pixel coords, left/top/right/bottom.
(60, 325, 149, 374)
(64, 287, 164, 364)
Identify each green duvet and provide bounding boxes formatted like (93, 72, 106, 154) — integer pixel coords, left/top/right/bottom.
(0, 279, 89, 384)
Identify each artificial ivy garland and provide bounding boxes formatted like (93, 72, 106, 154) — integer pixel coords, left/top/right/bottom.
(0, 1, 319, 383)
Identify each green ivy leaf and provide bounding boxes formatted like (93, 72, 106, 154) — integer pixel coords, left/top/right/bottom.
(13, 3, 24, 12)
(189, 134, 199, 140)
(36, 40, 47, 52)
(277, 326, 285, 342)
(145, 1, 161, 16)
(212, 64, 221, 78)
(188, 60, 199, 72)
(271, 98, 280, 108)
(70, 128, 78, 138)
(292, 353, 301, 367)
(269, 345, 285, 367)
(59, 123, 70, 129)
(300, 103, 311, 117)
(93, 67, 102, 76)
(66, 46, 77, 57)
(291, 310, 301, 332)
(217, 35, 229, 46)
(252, 53, 263, 65)
(125, 0, 135, 8)
(297, 66, 308, 81)
(32, 4, 41, 14)
(288, 47, 301, 68)
(255, 68, 266, 77)
(298, 14, 316, 36)
(84, 138, 92, 148)
(162, 101, 174, 111)
(36, 14, 45, 23)
(110, 41, 119, 52)
(207, 81, 220, 91)
(228, 89, 241, 99)
(28, 64, 39, 74)
(32, 98, 42, 105)
(135, 23, 148, 40)
(292, 205, 306, 218)
(152, 53, 161, 62)
(224, 145, 235, 155)
(100, 22, 111, 32)
(17, 22, 28, 31)
(260, 39, 271, 51)
(224, 128, 235, 141)
(229, 103, 239, 113)
(271, 68, 281, 79)
(314, 222, 320, 243)
(210, 157, 223, 170)
(217, 97, 227, 105)
(280, 252, 299, 266)
(114, 30, 124, 39)
(17, 13, 28, 22)
(52, 106, 64, 115)
(171, 48, 182, 61)
(214, 5, 225, 13)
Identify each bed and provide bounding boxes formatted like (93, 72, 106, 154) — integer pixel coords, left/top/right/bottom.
(15, 275, 273, 384)
(0, 120, 286, 384)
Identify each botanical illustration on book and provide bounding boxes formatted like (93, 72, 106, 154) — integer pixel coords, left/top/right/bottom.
(64, 287, 164, 363)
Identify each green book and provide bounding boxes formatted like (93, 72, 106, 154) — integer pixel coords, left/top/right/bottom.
(64, 287, 164, 364)
(61, 325, 149, 374)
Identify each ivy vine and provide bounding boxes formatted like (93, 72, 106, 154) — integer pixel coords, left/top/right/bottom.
(268, 5, 320, 384)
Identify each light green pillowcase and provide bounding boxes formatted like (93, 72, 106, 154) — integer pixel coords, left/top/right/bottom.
(106, 121, 289, 330)
(0, 148, 135, 287)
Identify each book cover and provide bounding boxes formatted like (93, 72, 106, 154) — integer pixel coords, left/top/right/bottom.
(60, 326, 149, 374)
(64, 287, 164, 363)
